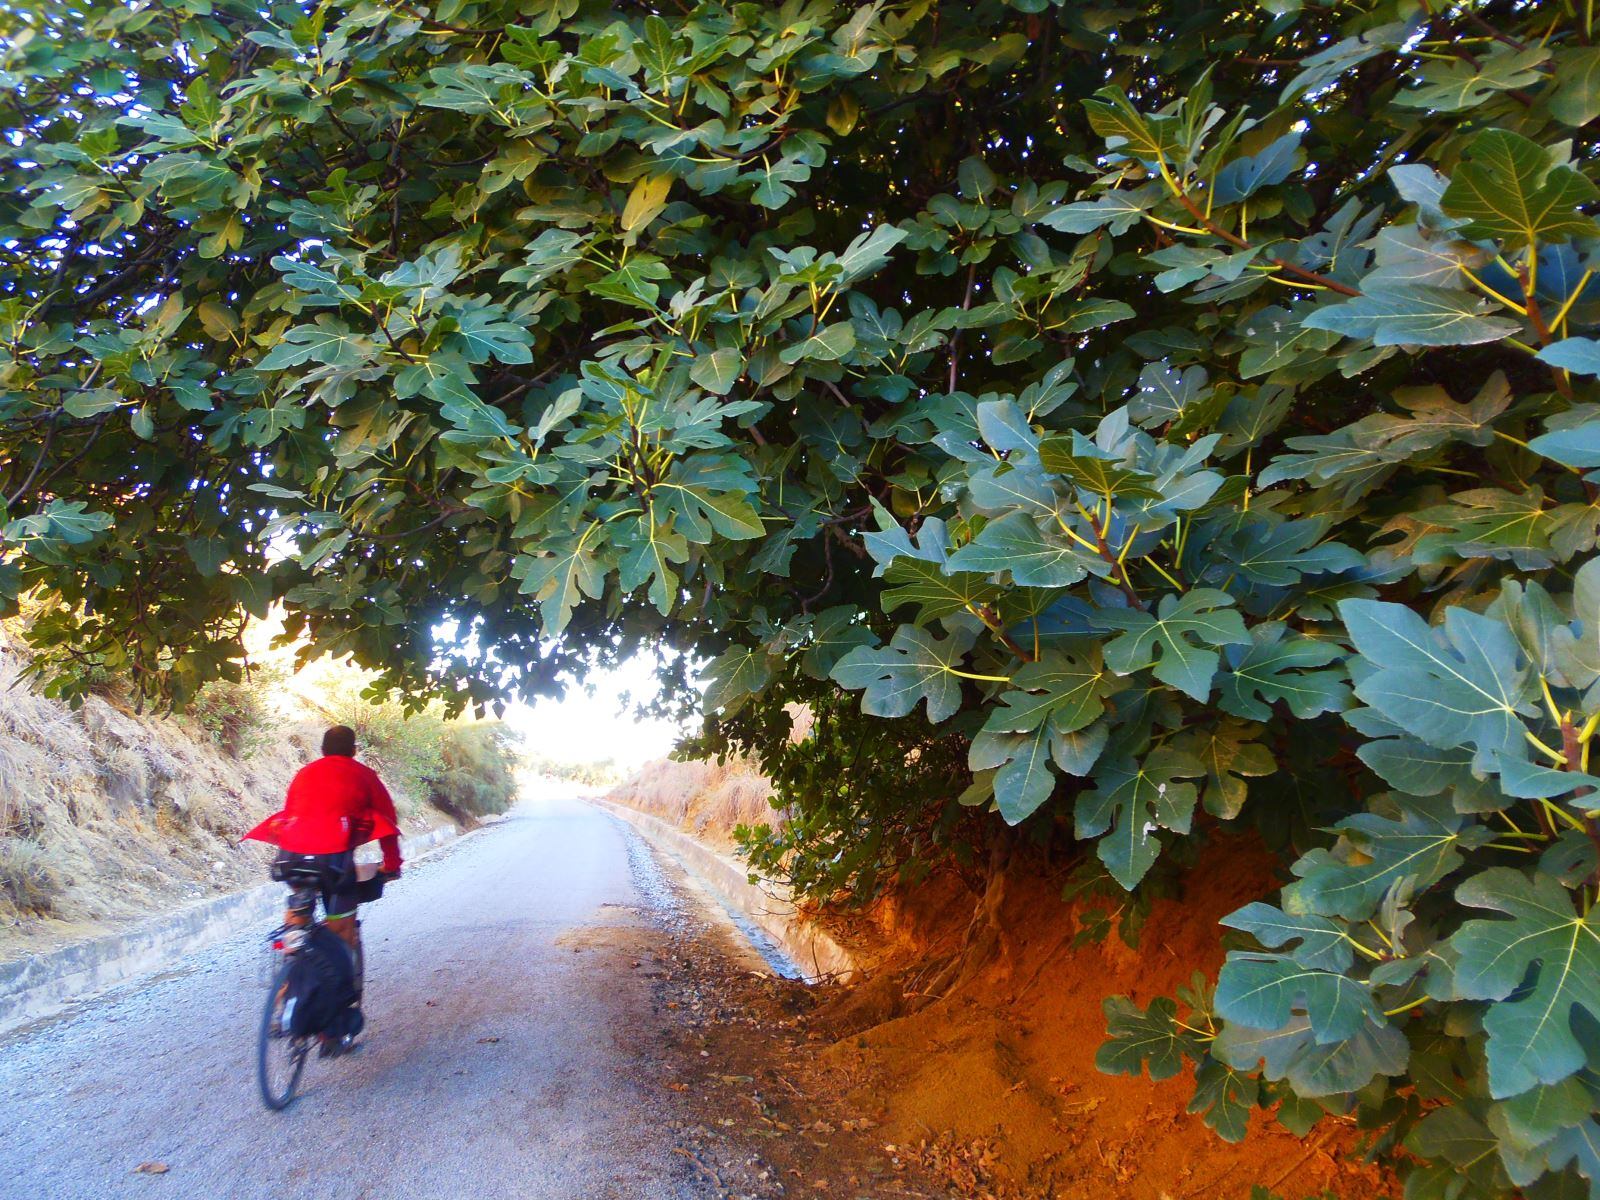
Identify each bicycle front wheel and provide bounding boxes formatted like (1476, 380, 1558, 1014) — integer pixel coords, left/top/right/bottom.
(257, 960, 309, 1111)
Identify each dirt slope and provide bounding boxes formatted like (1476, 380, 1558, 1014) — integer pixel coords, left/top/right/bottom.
(812, 838, 1390, 1198)
(610, 755, 1394, 1198)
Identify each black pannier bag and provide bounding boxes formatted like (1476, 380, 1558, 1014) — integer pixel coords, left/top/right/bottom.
(280, 926, 360, 1038)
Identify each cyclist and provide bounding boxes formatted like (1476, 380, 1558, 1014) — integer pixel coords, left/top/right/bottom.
(243, 725, 403, 1009)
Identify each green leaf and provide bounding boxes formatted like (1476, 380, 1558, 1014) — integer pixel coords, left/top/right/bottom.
(63, 389, 123, 418)
(968, 718, 1057, 822)
(1341, 599, 1537, 770)
(184, 536, 227, 578)
(689, 347, 744, 395)
(616, 519, 688, 614)
(1054, 298, 1136, 333)
(256, 320, 373, 370)
(701, 646, 774, 716)
(1357, 738, 1485, 800)
(1217, 625, 1349, 722)
(1215, 952, 1384, 1044)
(779, 321, 856, 364)
(446, 307, 535, 366)
(880, 556, 1004, 622)
(3, 499, 114, 549)
(1181, 718, 1277, 819)
(972, 647, 1118, 821)
(1099, 589, 1250, 701)
(656, 458, 763, 542)
(1285, 794, 1491, 921)
(1040, 190, 1153, 236)
(1082, 88, 1184, 163)
(1038, 439, 1163, 500)
(1280, 21, 1410, 102)
(1451, 867, 1600, 1099)
(1394, 47, 1549, 114)
(835, 224, 908, 285)
(514, 528, 607, 633)
(1537, 339, 1600, 378)
(1097, 996, 1198, 1080)
(1549, 48, 1600, 127)
(945, 512, 1098, 588)
(1212, 132, 1301, 204)
(1187, 1056, 1258, 1144)
(1440, 129, 1600, 246)
(1214, 1014, 1409, 1100)
(1075, 746, 1203, 888)
(831, 624, 978, 724)
(1301, 284, 1522, 347)
(1221, 902, 1353, 972)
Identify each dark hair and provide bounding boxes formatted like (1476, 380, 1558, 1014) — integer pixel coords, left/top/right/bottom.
(322, 725, 358, 758)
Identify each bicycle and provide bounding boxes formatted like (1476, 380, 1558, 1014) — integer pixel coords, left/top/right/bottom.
(257, 857, 384, 1111)
(257, 884, 319, 1111)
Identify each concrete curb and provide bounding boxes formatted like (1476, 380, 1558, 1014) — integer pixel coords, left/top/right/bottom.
(0, 823, 462, 1036)
(595, 799, 859, 984)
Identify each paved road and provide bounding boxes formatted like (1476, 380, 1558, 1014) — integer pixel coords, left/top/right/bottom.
(0, 796, 733, 1200)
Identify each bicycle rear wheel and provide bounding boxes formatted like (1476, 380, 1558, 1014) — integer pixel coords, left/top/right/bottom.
(257, 960, 309, 1110)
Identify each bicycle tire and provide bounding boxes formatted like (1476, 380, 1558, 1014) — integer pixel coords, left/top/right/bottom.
(258, 960, 309, 1110)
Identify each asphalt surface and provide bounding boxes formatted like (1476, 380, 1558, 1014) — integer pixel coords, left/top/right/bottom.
(0, 796, 734, 1200)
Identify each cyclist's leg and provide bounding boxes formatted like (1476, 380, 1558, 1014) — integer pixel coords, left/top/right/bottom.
(324, 883, 364, 1000)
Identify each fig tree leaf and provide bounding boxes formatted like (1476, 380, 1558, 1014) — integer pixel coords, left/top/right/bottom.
(1097, 996, 1197, 1080)
(1440, 129, 1600, 246)
(1451, 867, 1600, 1099)
(1221, 902, 1354, 972)
(1217, 624, 1349, 721)
(1537, 340, 1600, 379)
(1341, 599, 1537, 769)
(945, 512, 1098, 588)
(1214, 952, 1384, 1044)
(701, 645, 774, 715)
(1301, 284, 1522, 347)
(831, 624, 979, 723)
(1100, 588, 1250, 701)
(1075, 746, 1203, 888)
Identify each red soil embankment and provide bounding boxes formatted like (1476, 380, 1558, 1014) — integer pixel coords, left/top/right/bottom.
(608, 756, 1393, 1197)
(811, 836, 1392, 1199)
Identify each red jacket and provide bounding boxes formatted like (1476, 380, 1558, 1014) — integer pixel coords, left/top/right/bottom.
(243, 755, 403, 873)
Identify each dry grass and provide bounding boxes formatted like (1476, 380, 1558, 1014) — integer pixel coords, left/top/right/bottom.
(607, 754, 779, 849)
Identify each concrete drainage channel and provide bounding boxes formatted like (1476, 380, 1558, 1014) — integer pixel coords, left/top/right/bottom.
(594, 798, 859, 984)
(0, 822, 468, 1037)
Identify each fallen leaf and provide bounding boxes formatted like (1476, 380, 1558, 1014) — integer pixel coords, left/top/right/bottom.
(133, 1163, 169, 1175)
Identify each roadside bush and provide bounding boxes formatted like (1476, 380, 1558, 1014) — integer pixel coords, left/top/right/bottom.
(429, 724, 519, 819)
(0, 838, 60, 915)
(189, 675, 276, 758)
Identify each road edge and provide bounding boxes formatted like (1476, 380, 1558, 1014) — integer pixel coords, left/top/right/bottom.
(592, 798, 859, 984)
(0, 823, 466, 1036)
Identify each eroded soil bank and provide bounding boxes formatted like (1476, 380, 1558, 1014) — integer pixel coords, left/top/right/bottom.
(609, 774, 1396, 1199)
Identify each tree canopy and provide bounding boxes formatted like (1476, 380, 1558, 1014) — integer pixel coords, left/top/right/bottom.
(7, 0, 1600, 1193)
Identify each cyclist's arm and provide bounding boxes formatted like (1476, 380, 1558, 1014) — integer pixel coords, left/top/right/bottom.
(370, 774, 403, 875)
